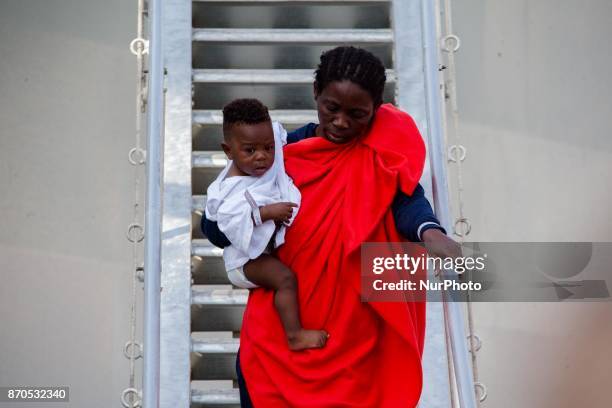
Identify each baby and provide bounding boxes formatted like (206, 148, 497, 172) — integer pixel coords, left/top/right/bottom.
(205, 98, 329, 351)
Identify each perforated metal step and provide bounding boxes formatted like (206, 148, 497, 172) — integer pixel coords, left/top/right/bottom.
(191, 337, 240, 354)
(192, 195, 207, 213)
(192, 286, 249, 306)
(194, 0, 389, 3)
(193, 109, 318, 126)
(193, 28, 393, 44)
(192, 151, 228, 169)
(190, 387, 240, 405)
(192, 239, 222, 258)
(193, 68, 396, 84)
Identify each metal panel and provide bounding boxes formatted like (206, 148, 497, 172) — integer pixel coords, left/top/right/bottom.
(193, 168, 224, 196)
(192, 257, 234, 285)
(192, 354, 239, 380)
(391, 1, 451, 407)
(160, 0, 192, 407)
(191, 306, 246, 332)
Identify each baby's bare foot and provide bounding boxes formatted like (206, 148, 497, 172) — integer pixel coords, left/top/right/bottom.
(287, 329, 329, 351)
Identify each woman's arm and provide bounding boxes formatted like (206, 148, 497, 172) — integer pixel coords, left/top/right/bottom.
(203, 203, 297, 248)
(205, 183, 450, 249)
(392, 184, 461, 258)
(202, 216, 231, 248)
(392, 184, 445, 241)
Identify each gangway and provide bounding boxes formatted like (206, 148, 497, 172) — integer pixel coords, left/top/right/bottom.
(138, 0, 480, 406)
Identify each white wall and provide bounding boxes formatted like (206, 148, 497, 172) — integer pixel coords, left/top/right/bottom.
(0, 1, 140, 407)
(450, 1, 612, 407)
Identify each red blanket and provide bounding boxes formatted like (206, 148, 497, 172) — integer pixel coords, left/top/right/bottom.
(240, 104, 427, 407)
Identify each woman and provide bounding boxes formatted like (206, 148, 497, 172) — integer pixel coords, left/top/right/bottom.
(203, 46, 459, 407)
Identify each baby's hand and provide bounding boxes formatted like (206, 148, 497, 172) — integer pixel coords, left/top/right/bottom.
(260, 202, 298, 223)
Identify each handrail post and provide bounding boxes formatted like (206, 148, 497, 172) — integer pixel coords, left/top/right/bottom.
(143, 0, 163, 406)
(421, 0, 478, 406)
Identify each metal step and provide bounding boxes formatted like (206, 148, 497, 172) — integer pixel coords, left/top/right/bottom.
(193, 194, 207, 212)
(193, 109, 318, 126)
(192, 286, 249, 306)
(190, 387, 240, 405)
(194, 0, 388, 3)
(193, 69, 313, 84)
(193, 151, 228, 168)
(193, 68, 396, 84)
(191, 337, 240, 354)
(192, 239, 223, 257)
(193, 28, 393, 44)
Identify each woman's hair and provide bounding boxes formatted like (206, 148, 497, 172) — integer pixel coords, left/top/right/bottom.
(222, 98, 270, 138)
(314, 46, 387, 106)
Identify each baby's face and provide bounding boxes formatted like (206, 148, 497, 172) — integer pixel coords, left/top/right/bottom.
(223, 121, 275, 176)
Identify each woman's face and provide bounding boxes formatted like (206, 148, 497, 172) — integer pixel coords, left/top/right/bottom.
(314, 80, 377, 144)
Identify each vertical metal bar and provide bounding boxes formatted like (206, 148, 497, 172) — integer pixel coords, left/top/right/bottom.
(442, 289, 478, 407)
(159, 0, 192, 406)
(143, 0, 163, 406)
(391, 1, 451, 407)
(421, 0, 478, 407)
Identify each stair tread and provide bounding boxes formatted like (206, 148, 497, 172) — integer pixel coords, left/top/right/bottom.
(193, 68, 395, 84)
(192, 151, 228, 168)
(190, 387, 240, 404)
(192, 239, 223, 257)
(192, 194, 207, 212)
(191, 336, 240, 353)
(195, 0, 388, 3)
(193, 68, 313, 83)
(193, 28, 393, 43)
(193, 109, 318, 126)
(192, 285, 249, 305)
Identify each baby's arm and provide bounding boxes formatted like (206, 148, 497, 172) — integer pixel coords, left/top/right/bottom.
(259, 202, 298, 224)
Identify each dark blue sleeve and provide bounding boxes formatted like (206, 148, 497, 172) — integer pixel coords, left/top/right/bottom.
(287, 123, 318, 144)
(201, 215, 231, 248)
(392, 183, 446, 242)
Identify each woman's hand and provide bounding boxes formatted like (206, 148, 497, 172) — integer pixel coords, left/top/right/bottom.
(260, 202, 298, 224)
(421, 228, 462, 259)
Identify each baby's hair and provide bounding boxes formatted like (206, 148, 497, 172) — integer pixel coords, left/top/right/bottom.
(314, 46, 386, 107)
(222, 98, 271, 140)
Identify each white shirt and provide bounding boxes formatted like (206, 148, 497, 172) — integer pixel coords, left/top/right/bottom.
(205, 121, 301, 271)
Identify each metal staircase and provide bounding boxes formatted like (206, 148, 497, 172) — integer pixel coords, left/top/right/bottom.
(189, 2, 399, 405)
(154, 0, 475, 407)
(191, 1, 395, 404)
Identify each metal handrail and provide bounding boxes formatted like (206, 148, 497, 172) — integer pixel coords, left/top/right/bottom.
(421, 0, 478, 406)
(143, 0, 163, 406)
